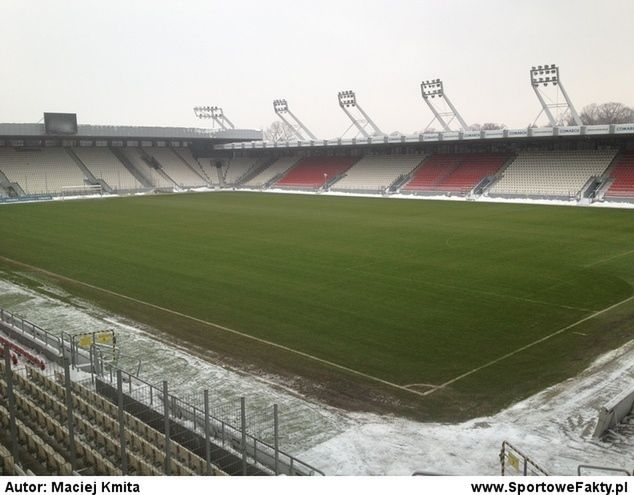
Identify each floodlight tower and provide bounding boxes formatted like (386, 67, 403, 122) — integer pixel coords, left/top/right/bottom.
(273, 99, 317, 140)
(193, 106, 235, 129)
(420, 79, 468, 132)
(530, 64, 582, 126)
(337, 90, 384, 138)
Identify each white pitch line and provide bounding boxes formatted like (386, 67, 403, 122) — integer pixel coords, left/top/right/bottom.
(0, 255, 428, 398)
(421, 292, 634, 396)
(584, 248, 634, 268)
(404, 383, 439, 389)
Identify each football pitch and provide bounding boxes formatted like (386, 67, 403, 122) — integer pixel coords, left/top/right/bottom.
(0, 192, 633, 418)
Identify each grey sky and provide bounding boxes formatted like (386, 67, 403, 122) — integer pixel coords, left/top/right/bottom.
(2, 0, 633, 138)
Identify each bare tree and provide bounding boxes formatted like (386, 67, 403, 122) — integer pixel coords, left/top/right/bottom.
(468, 122, 507, 131)
(264, 121, 297, 142)
(567, 102, 634, 125)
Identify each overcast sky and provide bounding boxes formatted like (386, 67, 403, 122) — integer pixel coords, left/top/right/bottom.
(2, 0, 633, 137)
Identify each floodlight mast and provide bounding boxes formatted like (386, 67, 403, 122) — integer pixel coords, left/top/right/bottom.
(337, 90, 384, 138)
(272, 99, 317, 140)
(530, 64, 582, 126)
(420, 79, 468, 132)
(193, 106, 235, 130)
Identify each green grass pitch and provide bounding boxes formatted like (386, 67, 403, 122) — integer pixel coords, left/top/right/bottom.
(0, 192, 633, 415)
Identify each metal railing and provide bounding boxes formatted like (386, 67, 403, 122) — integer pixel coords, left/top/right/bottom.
(95, 359, 323, 476)
(500, 441, 548, 476)
(0, 308, 63, 355)
(0, 308, 324, 475)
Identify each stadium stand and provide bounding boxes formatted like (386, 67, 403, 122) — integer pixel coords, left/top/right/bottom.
(222, 157, 260, 186)
(605, 151, 634, 199)
(120, 148, 174, 188)
(0, 148, 88, 195)
(332, 154, 425, 192)
(488, 149, 617, 198)
(402, 153, 510, 195)
(0, 359, 225, 475)
(172, 147, 216, 185)
(243, 156, 300, 188)
(143, 147, 208, 188)
(275, 156, 359, 189)
(73, 147, 142, 191)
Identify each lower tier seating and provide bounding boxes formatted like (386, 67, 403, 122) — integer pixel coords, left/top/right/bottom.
(243, 156, 299, 188)
(143, 148, 208, 188)
(332, 154, 425, 192)
(0, 148, 88, 195)
(489, 149, 617, 198)
(275, 156, 359, 188)
(74, 147, 141, 191)
(0, 359, 225, 476)
(605, 151, 634, 199)
(403, 153, 510, 194)
(222, 157, 259, 185)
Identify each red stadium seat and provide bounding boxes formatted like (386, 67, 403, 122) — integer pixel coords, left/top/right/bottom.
(403, 153, 510, 194)
(276, 156, 359, 188)
(606, 151, 634, 199)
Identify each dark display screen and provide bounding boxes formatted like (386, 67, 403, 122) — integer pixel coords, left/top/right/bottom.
(44, 113, 78, 134)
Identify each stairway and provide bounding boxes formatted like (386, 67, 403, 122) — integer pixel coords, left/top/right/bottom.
(110, 148, 153, 188)
(139, 149, 179, 188)
(65, 148, 113, 193)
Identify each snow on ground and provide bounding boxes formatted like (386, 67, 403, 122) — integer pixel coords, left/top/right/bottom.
(3, 186, 634, 209)
(0, 274, 632, 475)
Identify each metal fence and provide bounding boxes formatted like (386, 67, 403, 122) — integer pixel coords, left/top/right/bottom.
(95, 359, 321, 475)
(0, 308, 323, 475)
(500, 441, 548, 476)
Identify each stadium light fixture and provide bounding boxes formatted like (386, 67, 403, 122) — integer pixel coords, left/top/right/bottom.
(338, 90, 358, 108)
(193, 105, 235, 129)
(272, 99, 317, 140)
(529, 64, 582, 126)
(420, 78, 468, 132)
(337, 90, 384, 138)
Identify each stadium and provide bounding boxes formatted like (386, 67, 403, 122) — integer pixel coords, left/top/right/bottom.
(1, 0, 633, 480)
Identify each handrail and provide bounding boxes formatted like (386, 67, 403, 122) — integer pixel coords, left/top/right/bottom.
(98, 350, 324, 476)
(577, 465, 631, 476)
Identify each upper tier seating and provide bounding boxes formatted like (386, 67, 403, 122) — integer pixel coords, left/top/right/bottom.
(488, 149, 617, 198)
(222, 157, 259, 185)
(243, 156, 300, 188)
(332, 154, 425, 192)
(0, 148, 87, 195)
(276, 156, 359, 188)
(605, 151, 634, 199)
(143, 147, 207, 188)
(403, 153, 509, 194)
(74, 147, 142, 191)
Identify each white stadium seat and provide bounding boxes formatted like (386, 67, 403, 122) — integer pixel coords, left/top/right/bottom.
(243, 156, 300, 188)
(0, 148, 88, 195)
(332, 154, 425, 192)
(488, 149, 617, 198)
(74, 147, 142, 191)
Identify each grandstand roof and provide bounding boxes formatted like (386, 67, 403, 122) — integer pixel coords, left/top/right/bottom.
(215, 124, 634, 151)
(0, 123, 262, 142)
